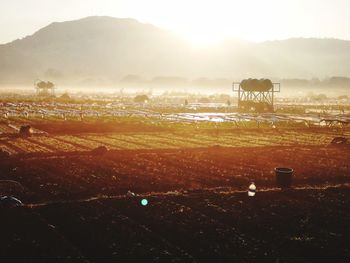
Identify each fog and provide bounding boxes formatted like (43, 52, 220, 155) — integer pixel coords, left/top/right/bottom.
(0, 17, 349, 98)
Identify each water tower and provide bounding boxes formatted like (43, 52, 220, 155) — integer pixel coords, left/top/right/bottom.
(232, 79, 280, 112)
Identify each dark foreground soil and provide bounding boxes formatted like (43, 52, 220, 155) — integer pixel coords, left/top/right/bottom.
(1, 187, 349, 263)
(1, 140, 349, 262)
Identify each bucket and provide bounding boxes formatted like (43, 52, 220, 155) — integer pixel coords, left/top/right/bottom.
(275, 167, 293, 188)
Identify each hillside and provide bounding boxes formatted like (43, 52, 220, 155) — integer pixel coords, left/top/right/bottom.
(1, 16, 350, 85)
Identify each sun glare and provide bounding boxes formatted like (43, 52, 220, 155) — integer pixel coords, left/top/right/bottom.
(140, 0, 292, 47)
(184, 33, 224, 48)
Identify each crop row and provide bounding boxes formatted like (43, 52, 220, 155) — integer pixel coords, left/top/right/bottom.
(0, 130, 344, 154)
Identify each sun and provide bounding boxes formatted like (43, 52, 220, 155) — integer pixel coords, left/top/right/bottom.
(185, 33, 224, 48)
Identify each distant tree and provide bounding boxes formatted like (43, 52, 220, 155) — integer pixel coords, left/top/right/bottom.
(120, 75, 143, 83)
(337, 95, 348, 100)
(134, 95, 149, 103)
(192, 78, 211, 86)
(59, 92, 71, 101)
(198, 97, 210, 103)
(314, 94, 328, 101)
(327, 76, 350, 86)
(152, 76, 188, 86)
(219, 94, 230, 102)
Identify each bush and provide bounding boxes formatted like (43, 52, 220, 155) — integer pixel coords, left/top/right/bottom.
(134, 95, 149, 103)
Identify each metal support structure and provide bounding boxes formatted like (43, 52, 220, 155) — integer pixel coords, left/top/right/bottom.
(233, 81, 280, 112)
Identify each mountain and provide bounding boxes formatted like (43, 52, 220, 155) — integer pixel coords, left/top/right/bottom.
(1, 16, 350, 86)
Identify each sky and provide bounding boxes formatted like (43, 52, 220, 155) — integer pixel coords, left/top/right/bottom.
(0, 0, 350, 46)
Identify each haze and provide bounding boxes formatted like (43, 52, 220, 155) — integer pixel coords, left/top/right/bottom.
(1, 0, 350, 46)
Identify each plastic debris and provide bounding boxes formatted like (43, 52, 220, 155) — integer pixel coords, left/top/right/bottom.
(248, 183, 256, 197)
(126, 190, 136, 197)
(330, 137, 348, 145)
(0, 196, 23, 208)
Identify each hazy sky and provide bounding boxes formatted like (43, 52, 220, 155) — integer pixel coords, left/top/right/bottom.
(1, 0, 350, 46)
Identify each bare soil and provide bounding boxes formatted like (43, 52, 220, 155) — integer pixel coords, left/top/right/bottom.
(0, 118, 349, 262)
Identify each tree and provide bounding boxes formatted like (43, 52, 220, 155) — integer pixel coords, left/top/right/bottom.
(134, 95, 149, 103)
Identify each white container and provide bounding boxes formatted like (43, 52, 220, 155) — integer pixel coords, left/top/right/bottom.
(248, 183, 256, 196)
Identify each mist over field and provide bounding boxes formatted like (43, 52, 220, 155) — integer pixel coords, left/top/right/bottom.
(0, 16, 350, 95)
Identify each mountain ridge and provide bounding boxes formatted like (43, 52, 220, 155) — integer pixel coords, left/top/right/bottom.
(1, 16, 350, 85)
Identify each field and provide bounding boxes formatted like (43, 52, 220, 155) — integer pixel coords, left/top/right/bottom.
(0, 100, 350, 262)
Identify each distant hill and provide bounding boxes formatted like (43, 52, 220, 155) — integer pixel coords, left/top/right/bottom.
(1, 16, 350, 86)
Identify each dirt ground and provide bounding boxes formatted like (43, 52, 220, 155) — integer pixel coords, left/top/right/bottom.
(1, 187, 349, 263)
(0, 145, 349, 203)
(0, 118, 349, 262)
